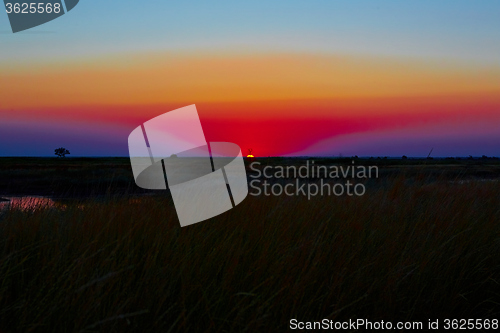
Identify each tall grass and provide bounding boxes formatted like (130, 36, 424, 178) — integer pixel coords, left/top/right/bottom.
(1, 177, 500, 332)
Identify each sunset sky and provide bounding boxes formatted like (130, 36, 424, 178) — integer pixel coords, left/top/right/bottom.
(1, 0, 499, 157)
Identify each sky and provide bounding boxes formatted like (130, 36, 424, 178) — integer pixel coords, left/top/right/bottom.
(0, 0, 499, 157)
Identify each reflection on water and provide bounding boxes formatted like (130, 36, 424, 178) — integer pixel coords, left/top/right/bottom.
(0, 196, 63, 212)
(0, 195, 159, 212)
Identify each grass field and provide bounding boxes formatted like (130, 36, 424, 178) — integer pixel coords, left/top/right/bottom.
(1, 158, 500, 332)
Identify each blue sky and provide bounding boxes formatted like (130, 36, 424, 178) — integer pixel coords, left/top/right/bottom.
(1, 1, 499, 157)
(1, 0, 499, 64)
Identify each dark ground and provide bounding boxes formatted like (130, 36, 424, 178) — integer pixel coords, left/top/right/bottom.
(1, 156, 500, 197)
(1, 157, 500, 331)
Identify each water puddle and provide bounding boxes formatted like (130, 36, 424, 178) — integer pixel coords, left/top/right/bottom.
(0, 194, 163, 212)
(0, 196, 62, 212)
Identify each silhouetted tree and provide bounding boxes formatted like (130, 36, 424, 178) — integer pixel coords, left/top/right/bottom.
(55, 147, 70, 158)
(402, 155, 408, 160)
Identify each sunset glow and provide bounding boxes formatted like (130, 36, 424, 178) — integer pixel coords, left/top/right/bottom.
(1, 1, 499, 157)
